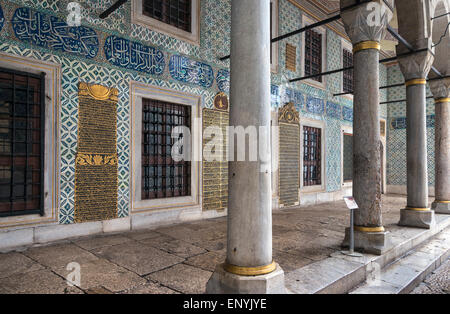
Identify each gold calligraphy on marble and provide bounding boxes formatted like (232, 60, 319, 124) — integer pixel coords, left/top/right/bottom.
(279, 102, 300, 207)
(74, 82, 118, 223)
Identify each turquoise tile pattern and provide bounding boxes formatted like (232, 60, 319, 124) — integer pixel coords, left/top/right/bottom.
(0, 0, 427, 225)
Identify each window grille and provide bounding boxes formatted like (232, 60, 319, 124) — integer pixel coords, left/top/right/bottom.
(305, 29, 322, 82)
(343, 48, 354, 93)
(0, 67, 45, 217)
(143, 0, 192, 32)
(303, 126, 321, 186)
(142, 98, 191, 200)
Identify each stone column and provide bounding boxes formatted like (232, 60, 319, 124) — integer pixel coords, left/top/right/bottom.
(430, 78, 450, 214)
(340, 0, 391, 255)
(397, 50, 435, 229)
(206, 0, 285, 294)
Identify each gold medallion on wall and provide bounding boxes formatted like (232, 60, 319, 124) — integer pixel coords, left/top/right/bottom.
(74, 82, 119, 223)
(278, 102, 300, 207)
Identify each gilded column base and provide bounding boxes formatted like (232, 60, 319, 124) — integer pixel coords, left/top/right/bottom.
(205, 263, 285, 294)
(399, 208, 436, 229)
(342, 227, 391, 255)
(432, 201, 450, 215)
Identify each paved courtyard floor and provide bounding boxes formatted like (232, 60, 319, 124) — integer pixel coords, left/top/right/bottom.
(0, 194, 437, 294)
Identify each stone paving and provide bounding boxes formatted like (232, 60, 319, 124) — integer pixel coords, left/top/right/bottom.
(0, 194, 440, 294)
(410, 258, 449, 294)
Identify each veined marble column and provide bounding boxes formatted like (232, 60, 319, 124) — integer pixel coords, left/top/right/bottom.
(340, 0, 391, 255)
(430, 78, 450, 214)
(206, 0, 285, 294)
(397, 50, 436, 229)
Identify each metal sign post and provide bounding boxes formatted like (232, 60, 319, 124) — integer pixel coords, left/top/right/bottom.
(342, 197, 363, 257)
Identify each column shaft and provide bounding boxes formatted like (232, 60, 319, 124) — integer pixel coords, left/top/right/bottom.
(435, 100, 450, 202)
(353, 48, 382, 227)
(406, 83, 428, 208)
(227, 0, 272, 268)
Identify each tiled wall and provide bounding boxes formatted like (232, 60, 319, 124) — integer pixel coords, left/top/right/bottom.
(386, 64, 436, 187)
(0, 0, 404, 226)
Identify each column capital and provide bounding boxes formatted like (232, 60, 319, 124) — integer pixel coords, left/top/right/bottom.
(397, 49, 434, 82)
(340, 0, 391, 45)
(429, 77, 450, 100)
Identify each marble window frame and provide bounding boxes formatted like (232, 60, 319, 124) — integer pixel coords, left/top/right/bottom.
(299, 117, 326, 193)
(0, 52, 60, 228)
(129, 81, 202, 214)
(341, 38, 354, 101)
(300, 14, 327, 90)
(131, 0, 201, 46)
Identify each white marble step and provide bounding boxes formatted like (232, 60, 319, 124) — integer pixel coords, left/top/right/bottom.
(350, 228, 450, 294)
(285, 215, 450, 294)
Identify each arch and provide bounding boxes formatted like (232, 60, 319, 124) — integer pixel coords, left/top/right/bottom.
(430, 0, 450, 75)
(395, 0, 433, 52)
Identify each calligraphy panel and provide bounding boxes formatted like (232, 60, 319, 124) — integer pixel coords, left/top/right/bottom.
(326, 101, 341, 119)
(202, 103, 229, 211)
(75, 82, 118, 223)
(104, 35, 165, 75)
(216, 69, 230, 93)
(279, 103, 300, 207)
(342, 106, 353, 122)
(305, 96, 324, 115)
(11, 7, 99, 59)
(169, 55, 214, 88)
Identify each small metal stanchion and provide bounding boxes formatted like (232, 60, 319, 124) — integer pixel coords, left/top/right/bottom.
(341, 197, 363, 258)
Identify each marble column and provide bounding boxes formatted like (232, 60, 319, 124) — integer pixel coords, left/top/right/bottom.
(397, 50, 436, 229)
(430, 78, 450, 214)
(206, 0, 285, 294)
(340, 0, 391, 255)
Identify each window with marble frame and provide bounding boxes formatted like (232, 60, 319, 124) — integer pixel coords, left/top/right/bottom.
(301, 14, 327, 89)
(300, 118, 326, 192)
(130, 81, 201, 213)
(0, 52, 60, 227)
(341, 39, 354, 97)
(131, 0, 200, 45)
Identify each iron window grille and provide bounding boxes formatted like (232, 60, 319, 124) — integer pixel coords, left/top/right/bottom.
(0, 67, 45, 217)
(343, 48, 354, 93)
(142, 98, 191, 200)
(303, 126, 321, 186)
(304, 29, 322, 83)
(143, 0, 192, 32)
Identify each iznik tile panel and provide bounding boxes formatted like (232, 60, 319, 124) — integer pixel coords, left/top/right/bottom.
(342, 106, 353, 122)
(216, 69, 230, 93)
(169, 55, 214, 88)
(326, 101, 341, 119)
(11, 7, 99, 59)
(306, 96, 325, 115)
(104, 35, 165, 75)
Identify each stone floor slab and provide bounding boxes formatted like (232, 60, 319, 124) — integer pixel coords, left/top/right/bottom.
(184, 252, 225, 272)
(73, 234, 133, 251)
(145, 238, 206, 258)
(146, 264, 212, 294)
(0, 269, 83, 294)
(23, 243, 99, 269)
(52, 259, 146, 293)
(0, 252, 43, 279)
(91, 241, 184, 276)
